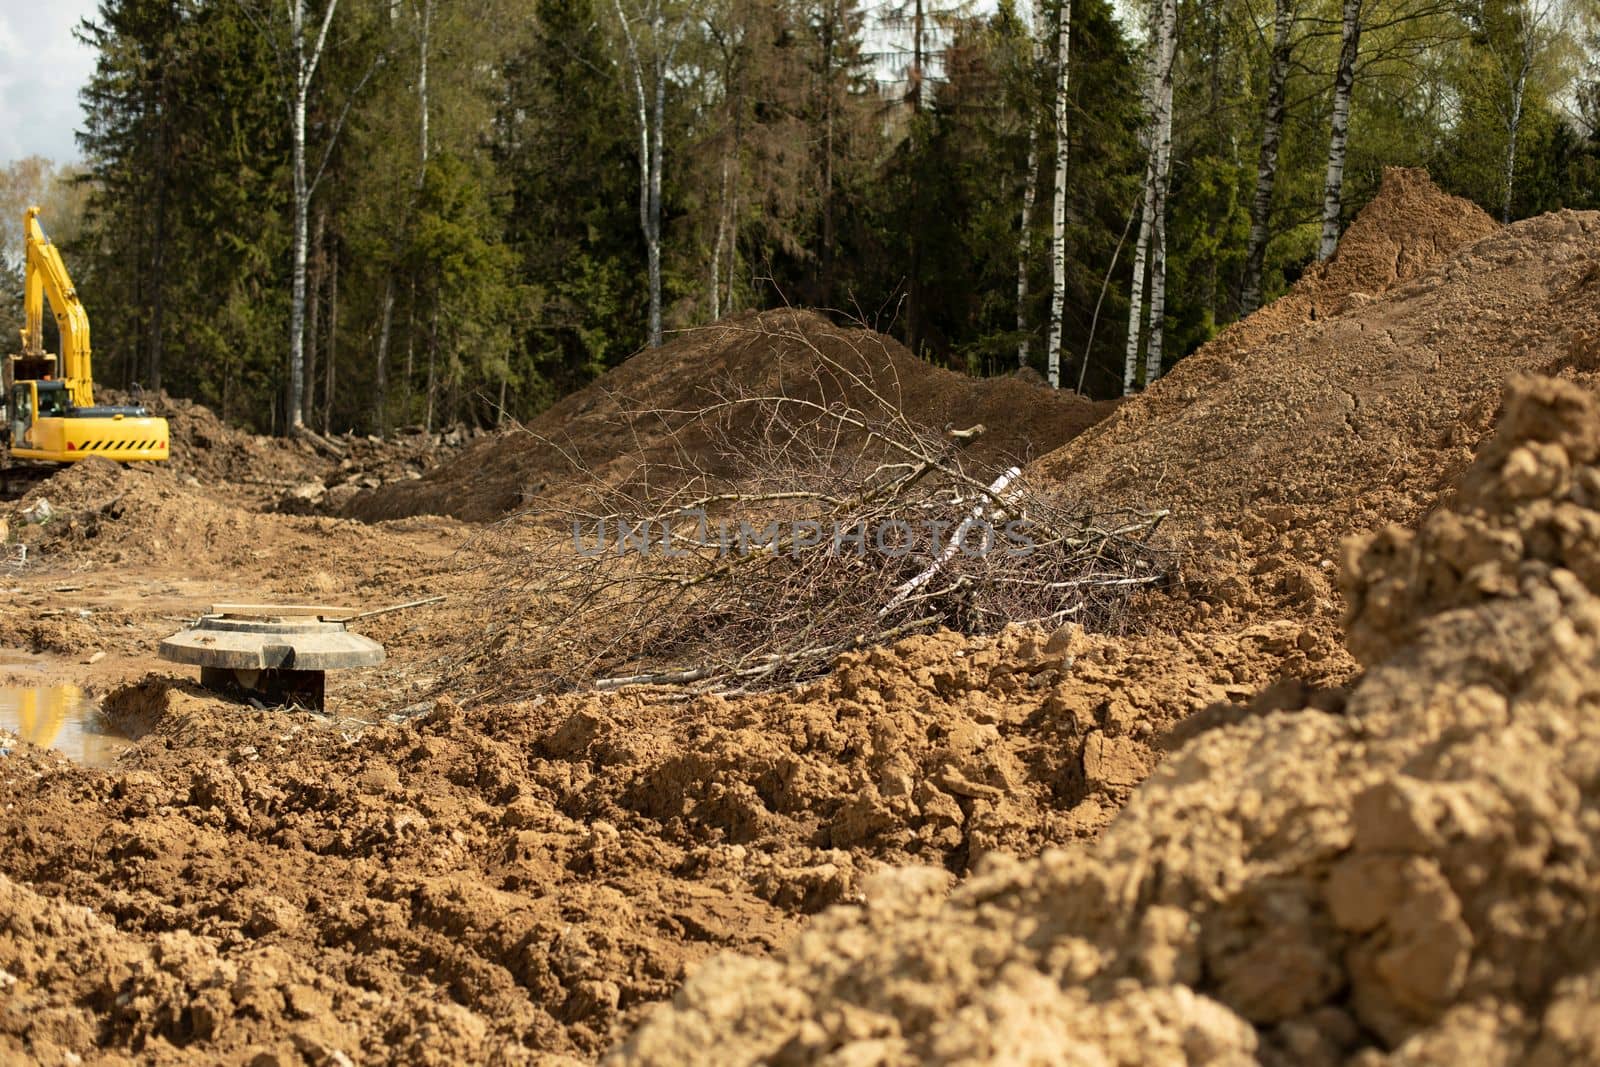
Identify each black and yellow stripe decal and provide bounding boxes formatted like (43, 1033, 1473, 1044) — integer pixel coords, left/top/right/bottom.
(74, 439, 164, 451)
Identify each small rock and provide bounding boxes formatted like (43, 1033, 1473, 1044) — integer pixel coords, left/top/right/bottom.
(1044, 623, 1082, 656)
(501, 796, 546, 828)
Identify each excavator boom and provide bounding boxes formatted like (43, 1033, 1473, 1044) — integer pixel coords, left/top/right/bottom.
(20, 206, 94, 408)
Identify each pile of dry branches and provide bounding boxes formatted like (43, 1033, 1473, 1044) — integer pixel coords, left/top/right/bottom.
(468, 331, 1168, 696)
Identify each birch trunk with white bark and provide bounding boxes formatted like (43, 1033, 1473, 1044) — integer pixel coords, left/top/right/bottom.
(1016, 0, 1044, 370)
(616, 1, 680, 349)
(711, 151, 729, 320)
(1046, 0, 1072, 388)
(286, 0, 338, 432)
(1240, 0, 1294, 313)
(418, 0, 430, 175)
(648, 41, 665, 348)
(1122, 141, 1155, 389)
(711, 41, 742, 323)
(1143, 0, 1176, 387)
(1502, 62, 1527, 222)
(374, 279, 394, 435)
(1121, 0, 1174, 394)
(1318, 0, 1361, 262)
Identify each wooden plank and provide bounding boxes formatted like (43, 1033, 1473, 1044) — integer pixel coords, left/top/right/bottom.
(349, 595, 446, 621)
(208, 603, 360, 620)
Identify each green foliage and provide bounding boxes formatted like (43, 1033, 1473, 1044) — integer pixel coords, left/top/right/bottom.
(59, 0, 1600, 431)
(496, 0, 646, 401)
(403, 151, 522, 425)
(76, 0, 288, 421)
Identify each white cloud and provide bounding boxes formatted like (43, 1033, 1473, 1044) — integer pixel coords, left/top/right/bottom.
(0, 0, 100, 165)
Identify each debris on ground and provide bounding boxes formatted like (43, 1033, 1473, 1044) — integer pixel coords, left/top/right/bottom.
(1034, 169, 1596, 630)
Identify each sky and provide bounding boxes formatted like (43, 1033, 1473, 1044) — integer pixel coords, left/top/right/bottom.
(0, 0, 99, 166)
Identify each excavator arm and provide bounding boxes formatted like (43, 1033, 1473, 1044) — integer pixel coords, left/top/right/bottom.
(20, 206, 94, 408)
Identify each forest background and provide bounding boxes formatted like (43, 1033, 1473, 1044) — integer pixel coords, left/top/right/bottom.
(1, 0, 1596, 435)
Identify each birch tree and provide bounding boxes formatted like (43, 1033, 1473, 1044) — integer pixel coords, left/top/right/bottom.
(1142, 7, 1176, 389)
(1468, 0, 1588, 221)
(1241, 0, 1297, 313)
(1017, 0, 1044, 370)
(240, 0, 378, 433)
(1318, 0, 1363, 261)
(285, 0, 339, 431)
(373, 0, 436, 436)
(1122, 0, 1176, 395)
(1498, 6, 1533, 221)
(1046, 0, 1072, 388)
(1121, 21, 1159, 396)
(614, 0, 691, 349)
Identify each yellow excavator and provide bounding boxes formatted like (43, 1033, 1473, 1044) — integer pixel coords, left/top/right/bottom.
(4, 206, 168, 464)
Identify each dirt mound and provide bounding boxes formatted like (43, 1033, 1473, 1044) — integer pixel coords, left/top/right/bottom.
(1310, 166, 1501, 304)
(501, 619, 1342, 879)
(0, 601, 1339, 1061)
(1188, 168, 1500, 369)
(0, 682, 785, 1063)
(3, 456, 455, 598)
(98, 388, 328, 488)
(0, 866, 497, 1067)
(8, 456, 305, 575)
(347, 309, 1116, 523)
(89, 389, 471, 510)
(1031, 170, 1599, 625)
(614, 374, 1600, 1065)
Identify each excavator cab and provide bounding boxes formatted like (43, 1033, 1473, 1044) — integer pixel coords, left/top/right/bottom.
(4, 377, 166, 460)
(7, 381, 33, 447)
(8, 381, 76, 446)
(36, 381, 68, 419)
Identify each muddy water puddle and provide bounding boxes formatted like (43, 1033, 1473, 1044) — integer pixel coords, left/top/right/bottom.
(0, 685, 133, 766)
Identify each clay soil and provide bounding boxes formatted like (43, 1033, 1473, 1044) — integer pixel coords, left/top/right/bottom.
(2, 170, 1599, 1065)
(344, 309, 1119, 523)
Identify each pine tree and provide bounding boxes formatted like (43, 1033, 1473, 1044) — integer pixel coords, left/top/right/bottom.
(497, 0, 645, 398)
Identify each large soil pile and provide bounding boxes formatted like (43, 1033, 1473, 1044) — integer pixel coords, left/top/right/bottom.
(347, 309, 1116, 523)
(614, 374, 1600, 1065)
(1034, 169, 1599, 623)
